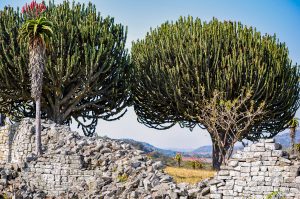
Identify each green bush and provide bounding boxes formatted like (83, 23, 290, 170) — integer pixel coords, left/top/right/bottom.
(265, 191, 285, 199)
(187, 160, 203, 169)
(294, 143, 300, 153)
(117, 173, 128, 182)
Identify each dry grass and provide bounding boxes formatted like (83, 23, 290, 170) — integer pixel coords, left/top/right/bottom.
(164, 166, 216, 184)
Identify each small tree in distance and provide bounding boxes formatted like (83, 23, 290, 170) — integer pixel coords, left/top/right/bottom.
(174, 153, 182, 167)
(288, 118, 299, 153)
(19, 0, 53, 155)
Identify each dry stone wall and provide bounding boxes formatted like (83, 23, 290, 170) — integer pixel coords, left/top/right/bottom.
(0, 119, 212, 198)
(212, 139, 300, 199)
(0, 126, 9, 161)
(1, 118, 300, 198)
(0, 125, 17, 163)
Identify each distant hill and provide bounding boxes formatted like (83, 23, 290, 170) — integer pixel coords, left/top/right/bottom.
(121, 139, 177, 157)
(191, 145, 212, 153)
(121, 138, 212, 158)
(274, 130, 300, 148)
(166, 148, 194, 152)
(121, 130, 300, 158)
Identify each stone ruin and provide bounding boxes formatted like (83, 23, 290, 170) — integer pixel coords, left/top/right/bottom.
(0, 119, 211, 198)
(0, 118, 300, 198)
(211, 139, 300, 199)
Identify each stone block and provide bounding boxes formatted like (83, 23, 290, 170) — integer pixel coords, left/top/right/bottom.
(265, 138, 275, 143)
(223, 197, 234, 199)
(233, 166, 241, 171)
(231, 153, 243, 159)
(243, 147, 251, 152)
(256, 142, 265, 147)
(263, 161, 277, 166)
(251, 161, 262, 166)
(250, 145, 265, 152)
(210, 194, 222, 199)
(253, 152, 264, 158)
(290, 188, 300, 194)
(262, 156, 278, 161)
(233, 185, 243, 193)
(251, 171, 258, 176)
(272, 150, 283, 157)
(252, 176, 264, 182)
(251, 166, 260, 172)
(241, 172, 250, 177)
(265, 143, 281, 150)
(243, 152, 254, 159)
(269, 171, 282, 177)
(235, 180, 246, 186)
(265, 177, 271, 182)
(239, 162, 251, 167)
(223, 189, 234, 196)
(279, 187, 290, 193)
(278, 157, 291, 164)
(220, 165, 233, 170)
(283, 176, 294, 183)
(228, 160, 239, 167)
(240, 167, 250, 173)
(247, 181, 257, 187)
(229, 170, 240, 177)
(260, 166, 268, 172)
(210, 185, 217, 193)
(216, 175, 232, 180)
(225, 180, 235, 186)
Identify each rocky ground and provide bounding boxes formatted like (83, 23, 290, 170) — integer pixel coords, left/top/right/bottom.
(0, 119, 213, 198)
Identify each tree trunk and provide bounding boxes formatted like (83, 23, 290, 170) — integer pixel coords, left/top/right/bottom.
(291, 127, 296, 153)
(211, 138, 230, 170)
(36, 98, 42, 155)
(29, 39, 45, 156)
(212, 140, 223, 170)
(0, 114, 5, 126)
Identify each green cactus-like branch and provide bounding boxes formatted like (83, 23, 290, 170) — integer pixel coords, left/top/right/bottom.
(131, 16, 300, 140)
(0, 1, 131, 136)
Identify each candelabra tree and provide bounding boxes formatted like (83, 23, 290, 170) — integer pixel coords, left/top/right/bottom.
(131, 17, 300, 169)
(0, 1, 130, 136)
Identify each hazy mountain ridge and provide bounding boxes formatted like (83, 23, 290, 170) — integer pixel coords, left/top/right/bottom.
(121, 139, 178, 157)
(274, 130, 300, 148)
(121, 131, 300, 158)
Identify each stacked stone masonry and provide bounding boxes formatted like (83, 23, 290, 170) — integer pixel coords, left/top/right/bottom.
(1, 119, 300, 198)
(0, 119, 212, 198)
(212, 139, 300, 199)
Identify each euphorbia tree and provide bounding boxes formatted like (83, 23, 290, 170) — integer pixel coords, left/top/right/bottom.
(0, 2, 130, 136)
(19, 0, 53, 155)
(131, 17, 300, 169)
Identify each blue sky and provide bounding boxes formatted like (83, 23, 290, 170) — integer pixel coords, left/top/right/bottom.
(1, 0, 300, 150)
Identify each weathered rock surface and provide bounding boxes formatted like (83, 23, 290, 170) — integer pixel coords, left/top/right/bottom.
(0, 119, 211, 198)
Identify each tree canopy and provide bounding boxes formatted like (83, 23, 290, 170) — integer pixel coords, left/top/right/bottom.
(0, 1, 130, 136)
(131, 17, 300, 169)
